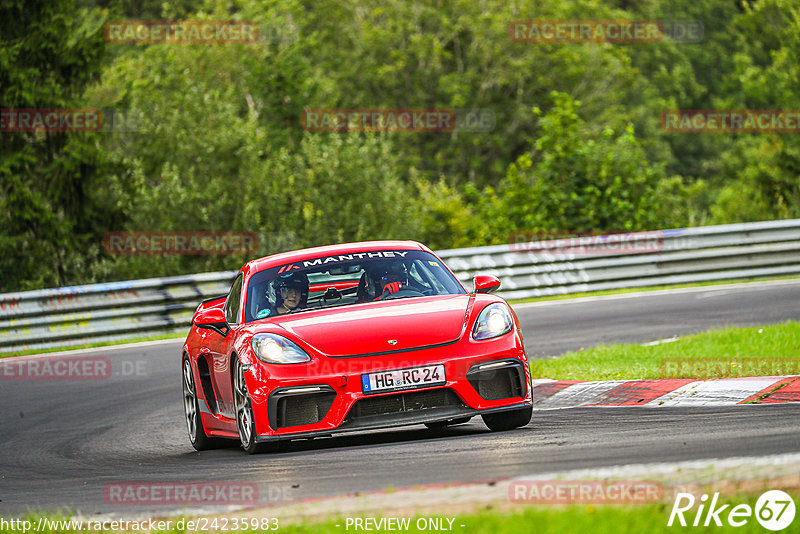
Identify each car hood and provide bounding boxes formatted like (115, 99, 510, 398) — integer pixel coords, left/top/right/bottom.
(270, 294, 471, 357)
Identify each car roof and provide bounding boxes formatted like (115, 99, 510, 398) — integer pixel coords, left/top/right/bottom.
(242, 240, 430, 276)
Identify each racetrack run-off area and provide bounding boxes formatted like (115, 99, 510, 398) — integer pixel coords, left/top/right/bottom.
(532, 376, 800, 409)
(1, 280, 799, 516)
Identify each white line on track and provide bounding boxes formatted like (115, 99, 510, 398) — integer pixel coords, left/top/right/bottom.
(1, 337, 184, 362)
(513, 451, 800, 483)
(510, 278, 800, 309)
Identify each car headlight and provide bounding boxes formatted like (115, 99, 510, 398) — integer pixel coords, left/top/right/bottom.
(472, 303, 513, 340)
(251, 333, 311, 364)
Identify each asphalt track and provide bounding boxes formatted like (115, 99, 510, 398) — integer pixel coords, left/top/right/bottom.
(1, 280, 799, 517)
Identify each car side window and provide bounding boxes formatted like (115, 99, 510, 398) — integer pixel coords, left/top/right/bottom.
(410, 260, 445, 292)
(225, 274, 244, 324)
(408, 262, 431, 289)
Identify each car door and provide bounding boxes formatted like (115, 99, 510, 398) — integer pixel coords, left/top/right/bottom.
(206, 272, 244, 419)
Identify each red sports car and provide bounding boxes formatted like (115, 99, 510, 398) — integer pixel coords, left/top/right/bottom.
(182, 240, 532, 453)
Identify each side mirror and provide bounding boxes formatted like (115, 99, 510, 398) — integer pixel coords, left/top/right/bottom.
(473, 274, 501, 294)
(193, 307, 230, 337)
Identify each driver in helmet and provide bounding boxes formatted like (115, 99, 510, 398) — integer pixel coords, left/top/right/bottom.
(275, 273, 308, 314)
(372, 261, 409, 301)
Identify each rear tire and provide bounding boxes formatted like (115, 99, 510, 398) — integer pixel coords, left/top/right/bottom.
(183, 355, 227, 450)
(481, 406, 532, 432)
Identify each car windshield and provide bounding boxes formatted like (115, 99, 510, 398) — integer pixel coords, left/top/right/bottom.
(244, 250, 465, 322)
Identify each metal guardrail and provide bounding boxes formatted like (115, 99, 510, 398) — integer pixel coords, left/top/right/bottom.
(2, 219, 800, 353)
(439, 219, 800, 300)
(0, 273, 235, 353)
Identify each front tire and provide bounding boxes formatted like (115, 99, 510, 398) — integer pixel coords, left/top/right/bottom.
(183, 355, 225, 450)
(481, 405, 532, 432)
(233, 357, 282, 454)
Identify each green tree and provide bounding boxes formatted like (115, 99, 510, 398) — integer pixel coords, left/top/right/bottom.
(710, 0, 800, 222)
(0, 0, 109, 291)
(481, 92, 673, 242)
(294, 0, 642, 188)
(87, 26, 424, 280)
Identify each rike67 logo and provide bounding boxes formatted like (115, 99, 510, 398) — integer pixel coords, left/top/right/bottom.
(668, 490, 796, 531)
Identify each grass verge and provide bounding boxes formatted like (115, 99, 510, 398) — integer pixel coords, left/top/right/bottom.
(4, 493, 793, 534)
(277, 499, 789, 534)
(530, 320, 800, 381)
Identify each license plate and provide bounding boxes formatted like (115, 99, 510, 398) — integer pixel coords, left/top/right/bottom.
(361, 364, 446, 394)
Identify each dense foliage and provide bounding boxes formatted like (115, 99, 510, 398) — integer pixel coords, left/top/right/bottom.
(1, 0, 798, 291)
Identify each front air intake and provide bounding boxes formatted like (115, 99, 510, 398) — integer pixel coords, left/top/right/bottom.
(467, 360, 527, 400)
(268, 386, 336, 429)
(346, 388, 464, 420)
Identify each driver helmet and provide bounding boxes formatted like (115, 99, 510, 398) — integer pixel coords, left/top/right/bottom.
(372, 261, 408, 294)
(274, 272, 309, 311)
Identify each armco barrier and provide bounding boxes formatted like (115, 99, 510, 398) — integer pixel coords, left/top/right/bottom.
(2, 219, 800, 353)
(0, 272, 235, 353)
(438, 219, 800, 300)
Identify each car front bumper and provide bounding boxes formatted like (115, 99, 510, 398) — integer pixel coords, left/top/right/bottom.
(244, 334, 532, 440)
